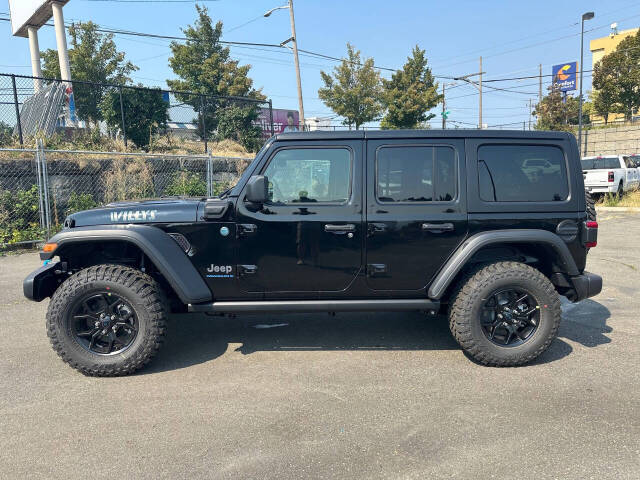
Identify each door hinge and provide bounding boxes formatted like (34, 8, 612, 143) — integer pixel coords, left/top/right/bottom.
(238, 223, 257, 237)
(237, 264, 258, 276)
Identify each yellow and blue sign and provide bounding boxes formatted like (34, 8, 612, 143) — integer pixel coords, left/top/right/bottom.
(552, 62, 578, 92)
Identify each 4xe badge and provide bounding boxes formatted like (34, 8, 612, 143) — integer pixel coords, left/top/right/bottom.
(110, 210, 158, 222)
(206, 264, 233, 278)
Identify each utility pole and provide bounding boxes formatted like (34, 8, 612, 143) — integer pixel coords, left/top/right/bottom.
(479, 56, 483, 129)
(528, 99, 532, 130)
(264, 1, 305, 131)
(288, 0, 305, 130)
(453, 61, 486, 129)
(539, 64, 543, 102)
(442, 83, 446, 129)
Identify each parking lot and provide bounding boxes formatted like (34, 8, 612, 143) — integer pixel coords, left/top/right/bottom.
(0, 211, 638, 479)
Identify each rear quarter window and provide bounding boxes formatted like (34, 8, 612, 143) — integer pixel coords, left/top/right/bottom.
(478, 144, 569, 202)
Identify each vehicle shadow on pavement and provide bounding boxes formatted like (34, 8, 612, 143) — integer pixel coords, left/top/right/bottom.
(143, 312, 458, 374)
(143, 300, 612, 374)
(558, 298, 612, 348)
(531, 298, 612, 366)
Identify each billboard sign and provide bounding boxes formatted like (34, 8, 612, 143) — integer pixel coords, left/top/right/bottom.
(8, 0, 69, 37)
(552, 62, 578, 92)
(255, 108, 300, 139)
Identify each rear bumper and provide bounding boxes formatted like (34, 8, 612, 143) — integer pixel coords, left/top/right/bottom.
(570, 272, 603, 302)
(585, 185, 617, 194)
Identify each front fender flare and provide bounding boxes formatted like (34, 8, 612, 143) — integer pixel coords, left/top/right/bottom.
(428, 229, 580, 300)
(40, 225, 212, 304)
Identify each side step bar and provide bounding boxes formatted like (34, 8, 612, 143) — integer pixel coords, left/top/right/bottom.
(188, 299, 440, 314)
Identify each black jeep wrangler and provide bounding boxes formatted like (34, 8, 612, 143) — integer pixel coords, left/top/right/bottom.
(24, 130, 601, 376)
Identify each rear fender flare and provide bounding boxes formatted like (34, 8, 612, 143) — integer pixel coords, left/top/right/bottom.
(41, 225, 212, 304)
(428, 229, 579, 299)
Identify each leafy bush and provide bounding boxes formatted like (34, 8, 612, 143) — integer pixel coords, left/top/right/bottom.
(164, 171, 207, 197)
(0, 185, 44, 245)
(66, 192, 97, 215)
(0, 121, 13, 147)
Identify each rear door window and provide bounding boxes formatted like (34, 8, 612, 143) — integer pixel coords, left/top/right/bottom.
(376, 146, 456, 202)
(478, 144, 569, 202)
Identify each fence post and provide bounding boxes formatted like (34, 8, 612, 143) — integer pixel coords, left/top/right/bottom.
(37, 139, 51, 239)
(34, 146, 46, 232)
(11, 75, 24, 146)
(200, 95, 208, 153)
(206, 151, 213, 198)
(119, 86, 127, 148)
(269, 99, 274, 137)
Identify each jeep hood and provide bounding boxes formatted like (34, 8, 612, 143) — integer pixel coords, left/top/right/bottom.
(66, 198, 202, 227)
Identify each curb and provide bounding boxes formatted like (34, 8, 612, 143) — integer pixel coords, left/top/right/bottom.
(595, 206, 640, 212)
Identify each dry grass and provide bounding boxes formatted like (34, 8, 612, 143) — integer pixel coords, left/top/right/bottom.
(597, 189, 640, 207)
(0, 135, 253, 161)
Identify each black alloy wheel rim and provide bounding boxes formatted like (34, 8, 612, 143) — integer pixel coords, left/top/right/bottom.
(69, 291, 139, 355)
(480, 288, 540, 347)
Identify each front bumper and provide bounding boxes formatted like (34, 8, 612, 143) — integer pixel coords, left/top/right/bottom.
(570, 272, 603, 302)
(23, 261, 61, 302)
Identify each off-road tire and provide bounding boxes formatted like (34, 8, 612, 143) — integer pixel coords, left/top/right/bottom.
(585, 189, 596, 222)
(47, 265, 167, 376)
(448, 261, 561, 367)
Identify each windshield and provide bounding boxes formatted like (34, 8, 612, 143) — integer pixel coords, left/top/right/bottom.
(581, 157, 620, 170)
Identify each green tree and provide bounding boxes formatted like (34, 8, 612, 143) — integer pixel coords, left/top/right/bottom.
(41, 22, 137, 124)
(381, 46, 441, 129)
(101, 86, 169, 150)
(533, 88, 586, 131)
(318, 43, 383, 129)
(591, 85, 617, 125)
(592, 30, 640, 121)
(167, 6, 265, 150)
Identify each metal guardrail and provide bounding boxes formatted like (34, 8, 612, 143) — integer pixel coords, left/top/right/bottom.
(0, 145, 252, 249)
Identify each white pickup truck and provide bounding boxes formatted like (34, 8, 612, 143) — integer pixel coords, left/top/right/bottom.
(581, 155, 639, 196)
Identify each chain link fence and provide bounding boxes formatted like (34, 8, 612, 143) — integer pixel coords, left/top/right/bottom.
(0, 142, 252, 250)
(0, 73, 275, 153)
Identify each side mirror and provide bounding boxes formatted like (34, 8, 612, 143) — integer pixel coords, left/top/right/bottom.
(245, 175, 268, 204)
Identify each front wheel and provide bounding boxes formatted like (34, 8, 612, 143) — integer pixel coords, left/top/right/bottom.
(448, 261, 561, 367)
(47, 265, 167, 376)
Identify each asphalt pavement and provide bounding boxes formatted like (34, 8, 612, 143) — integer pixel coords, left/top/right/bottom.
(1, 210, 639, 479)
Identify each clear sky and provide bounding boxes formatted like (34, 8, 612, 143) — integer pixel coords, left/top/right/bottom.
(2, 0, 640, 128)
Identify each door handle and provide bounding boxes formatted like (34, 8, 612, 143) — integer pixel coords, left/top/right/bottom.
(324, 224, 356, 233)
(422, 222, 454, 233)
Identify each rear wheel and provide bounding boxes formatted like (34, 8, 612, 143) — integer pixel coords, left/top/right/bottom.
(47, 264, 167, 376)
(448, 261, 561, 367)
(617, 181, 624, 198)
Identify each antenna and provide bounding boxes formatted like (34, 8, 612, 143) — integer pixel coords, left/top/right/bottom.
(610, 22, 619, 37)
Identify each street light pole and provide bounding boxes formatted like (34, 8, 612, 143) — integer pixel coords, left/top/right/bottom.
(578, 11, 595, 156)
(479, 56, 483, 129)
(265, 2, 305, 131)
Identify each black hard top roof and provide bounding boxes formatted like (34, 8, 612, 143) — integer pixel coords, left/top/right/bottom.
(275, 129, 573, 141)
